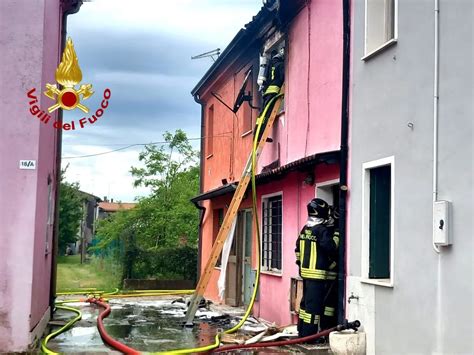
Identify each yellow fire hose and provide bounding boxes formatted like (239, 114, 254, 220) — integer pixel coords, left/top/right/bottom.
(43, 93, 283, 354)
(41, 305, 82, 354)
(153, 93, 284, 355)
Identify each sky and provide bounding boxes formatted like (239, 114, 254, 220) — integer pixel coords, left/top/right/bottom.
(62, 0, 262, 202)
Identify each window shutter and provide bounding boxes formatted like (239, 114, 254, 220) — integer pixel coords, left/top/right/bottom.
(369, 166, 391, 278)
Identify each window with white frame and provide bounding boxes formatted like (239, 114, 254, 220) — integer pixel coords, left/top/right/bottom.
(262, 194, 282, 272)
(365, 0, 396, 55)
(362, 157, 394, 286)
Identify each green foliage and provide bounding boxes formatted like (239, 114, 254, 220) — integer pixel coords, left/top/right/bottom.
(58, 170, 83, 254)
(94, 130, 200, 281)
(134, 246, 198, 281)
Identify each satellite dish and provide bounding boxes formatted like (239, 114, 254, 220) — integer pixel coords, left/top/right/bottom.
(232, 69, 255, 113)
(211, 69, 259, 114)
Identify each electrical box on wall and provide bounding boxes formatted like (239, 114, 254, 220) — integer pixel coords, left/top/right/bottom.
(433, 200, 452, 246)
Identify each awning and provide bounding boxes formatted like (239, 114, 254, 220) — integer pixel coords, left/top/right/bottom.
(190, 183, 238, 203)
(255, 150, 340, 183)
(191, 150, 340, 203)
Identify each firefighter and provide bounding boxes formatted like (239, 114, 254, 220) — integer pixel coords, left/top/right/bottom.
(322, 206, 340, 330)
(255, 48, 285, 142)
(295, 198, 337, 339)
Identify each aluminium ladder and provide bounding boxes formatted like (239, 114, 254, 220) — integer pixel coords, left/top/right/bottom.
(184, 94, 284, 326)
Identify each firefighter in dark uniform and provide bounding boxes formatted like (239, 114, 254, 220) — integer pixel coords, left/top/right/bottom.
(322, 206, 340, 330)
(255, 49, 285, 142)
(295, 198, 337, 338)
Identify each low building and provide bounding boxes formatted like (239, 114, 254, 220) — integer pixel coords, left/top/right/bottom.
(192, 0, 345, 326)
(75, 191, 101, 261)
(97, 200, 137, 219)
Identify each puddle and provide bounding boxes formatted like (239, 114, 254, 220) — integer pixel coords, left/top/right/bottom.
(47, 297, 296, 353)
(47, 298, 225, 353)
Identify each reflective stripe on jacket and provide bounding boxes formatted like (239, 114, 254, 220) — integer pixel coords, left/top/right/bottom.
(295, 224, 337, 280)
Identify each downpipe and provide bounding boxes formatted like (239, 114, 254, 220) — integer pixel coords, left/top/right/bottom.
(193, 93, 206, 278)
(432, 0, 441, 254)
(337, 0, 351, 325)
(50, 0, 83, 318)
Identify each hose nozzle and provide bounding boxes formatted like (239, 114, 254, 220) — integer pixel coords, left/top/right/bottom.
(336, 319, 361, 332)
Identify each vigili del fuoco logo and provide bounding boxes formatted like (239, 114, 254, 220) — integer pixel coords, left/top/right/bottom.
(27, 37, 111, 130)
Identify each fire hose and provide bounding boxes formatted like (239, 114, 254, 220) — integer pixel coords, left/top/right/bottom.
(87, 297, 141, 355)
(212, 320, 361, 353)
(42, 93, 361, 354)
(41, 305, 82, 354)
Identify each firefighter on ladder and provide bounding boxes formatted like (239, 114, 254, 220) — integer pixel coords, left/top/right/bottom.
(295, 198, 338, 340)
(255, 48, 285, 143)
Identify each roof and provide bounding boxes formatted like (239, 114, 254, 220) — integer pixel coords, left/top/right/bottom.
(98, 202, 137, 212)
(79, 190, 101, 201)
(191, 6, 273, 97)
(191, 151, 340, 202)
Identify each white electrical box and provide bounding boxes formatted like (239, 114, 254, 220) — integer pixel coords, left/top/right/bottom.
(433, 200, 452, 246)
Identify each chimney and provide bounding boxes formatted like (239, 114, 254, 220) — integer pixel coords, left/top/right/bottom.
(111, 198, 114, 203)
(103, 196, 108, 202)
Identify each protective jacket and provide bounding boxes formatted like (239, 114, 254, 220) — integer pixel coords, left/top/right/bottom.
(295, 224, 338, 280)
(263, 56, 284, 97)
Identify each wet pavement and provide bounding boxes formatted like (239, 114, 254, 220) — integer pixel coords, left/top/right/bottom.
(48, 297, 223, 353)
(46, 296, 303, 354)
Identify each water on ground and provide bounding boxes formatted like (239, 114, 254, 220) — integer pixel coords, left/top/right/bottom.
(46, 296, 297, 353)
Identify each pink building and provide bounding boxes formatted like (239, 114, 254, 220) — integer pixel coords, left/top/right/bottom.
(0, 0, 82, 351)
(193, 0, 343, 326)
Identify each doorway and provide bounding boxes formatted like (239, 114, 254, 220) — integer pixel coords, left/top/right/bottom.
(225, 209, 253, 307)
(316, 179, 340, 208)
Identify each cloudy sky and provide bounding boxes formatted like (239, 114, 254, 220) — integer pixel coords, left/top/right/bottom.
(62, 0, 262, 201)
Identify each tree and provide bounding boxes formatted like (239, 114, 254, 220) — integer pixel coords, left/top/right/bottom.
(94, 130, 200, 280)
(58, 170, 83, 254)
(130, 129, 200, 248)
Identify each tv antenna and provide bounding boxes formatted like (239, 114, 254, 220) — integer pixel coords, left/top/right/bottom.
(191, 48, 221, 62)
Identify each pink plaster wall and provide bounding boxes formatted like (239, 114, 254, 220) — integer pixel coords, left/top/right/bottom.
(0, 0, 63, 350)
(253, 166, 339, 325)
(259, 0, 343, 171)
(197, 0, 343, 327)
(30, 0, 62, 330)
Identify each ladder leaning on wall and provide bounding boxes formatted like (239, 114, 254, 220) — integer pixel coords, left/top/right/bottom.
(184, 93, 284, 326)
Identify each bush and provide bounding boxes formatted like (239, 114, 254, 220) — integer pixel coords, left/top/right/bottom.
(131, 246, 198, 281)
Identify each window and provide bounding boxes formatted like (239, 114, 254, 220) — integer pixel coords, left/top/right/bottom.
(206, 105, 214, 157)
(362, 157, 394, 286)
(235, 66, 254, 135)
(365, 0, 396, 57)
(368, 166, 391, 278)
(316, 179, 340, 208)
(213, 208, 224, 267)
(262, 194, 282, 272)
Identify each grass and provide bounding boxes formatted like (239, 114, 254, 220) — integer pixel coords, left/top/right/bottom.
(56, 255, 121, 292)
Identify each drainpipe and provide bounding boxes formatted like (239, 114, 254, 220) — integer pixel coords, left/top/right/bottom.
(193, 93, 206, 280)
(432, 0, 440, 253)
(337, 0, 351, 325)
(49, 0, 83, 317)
